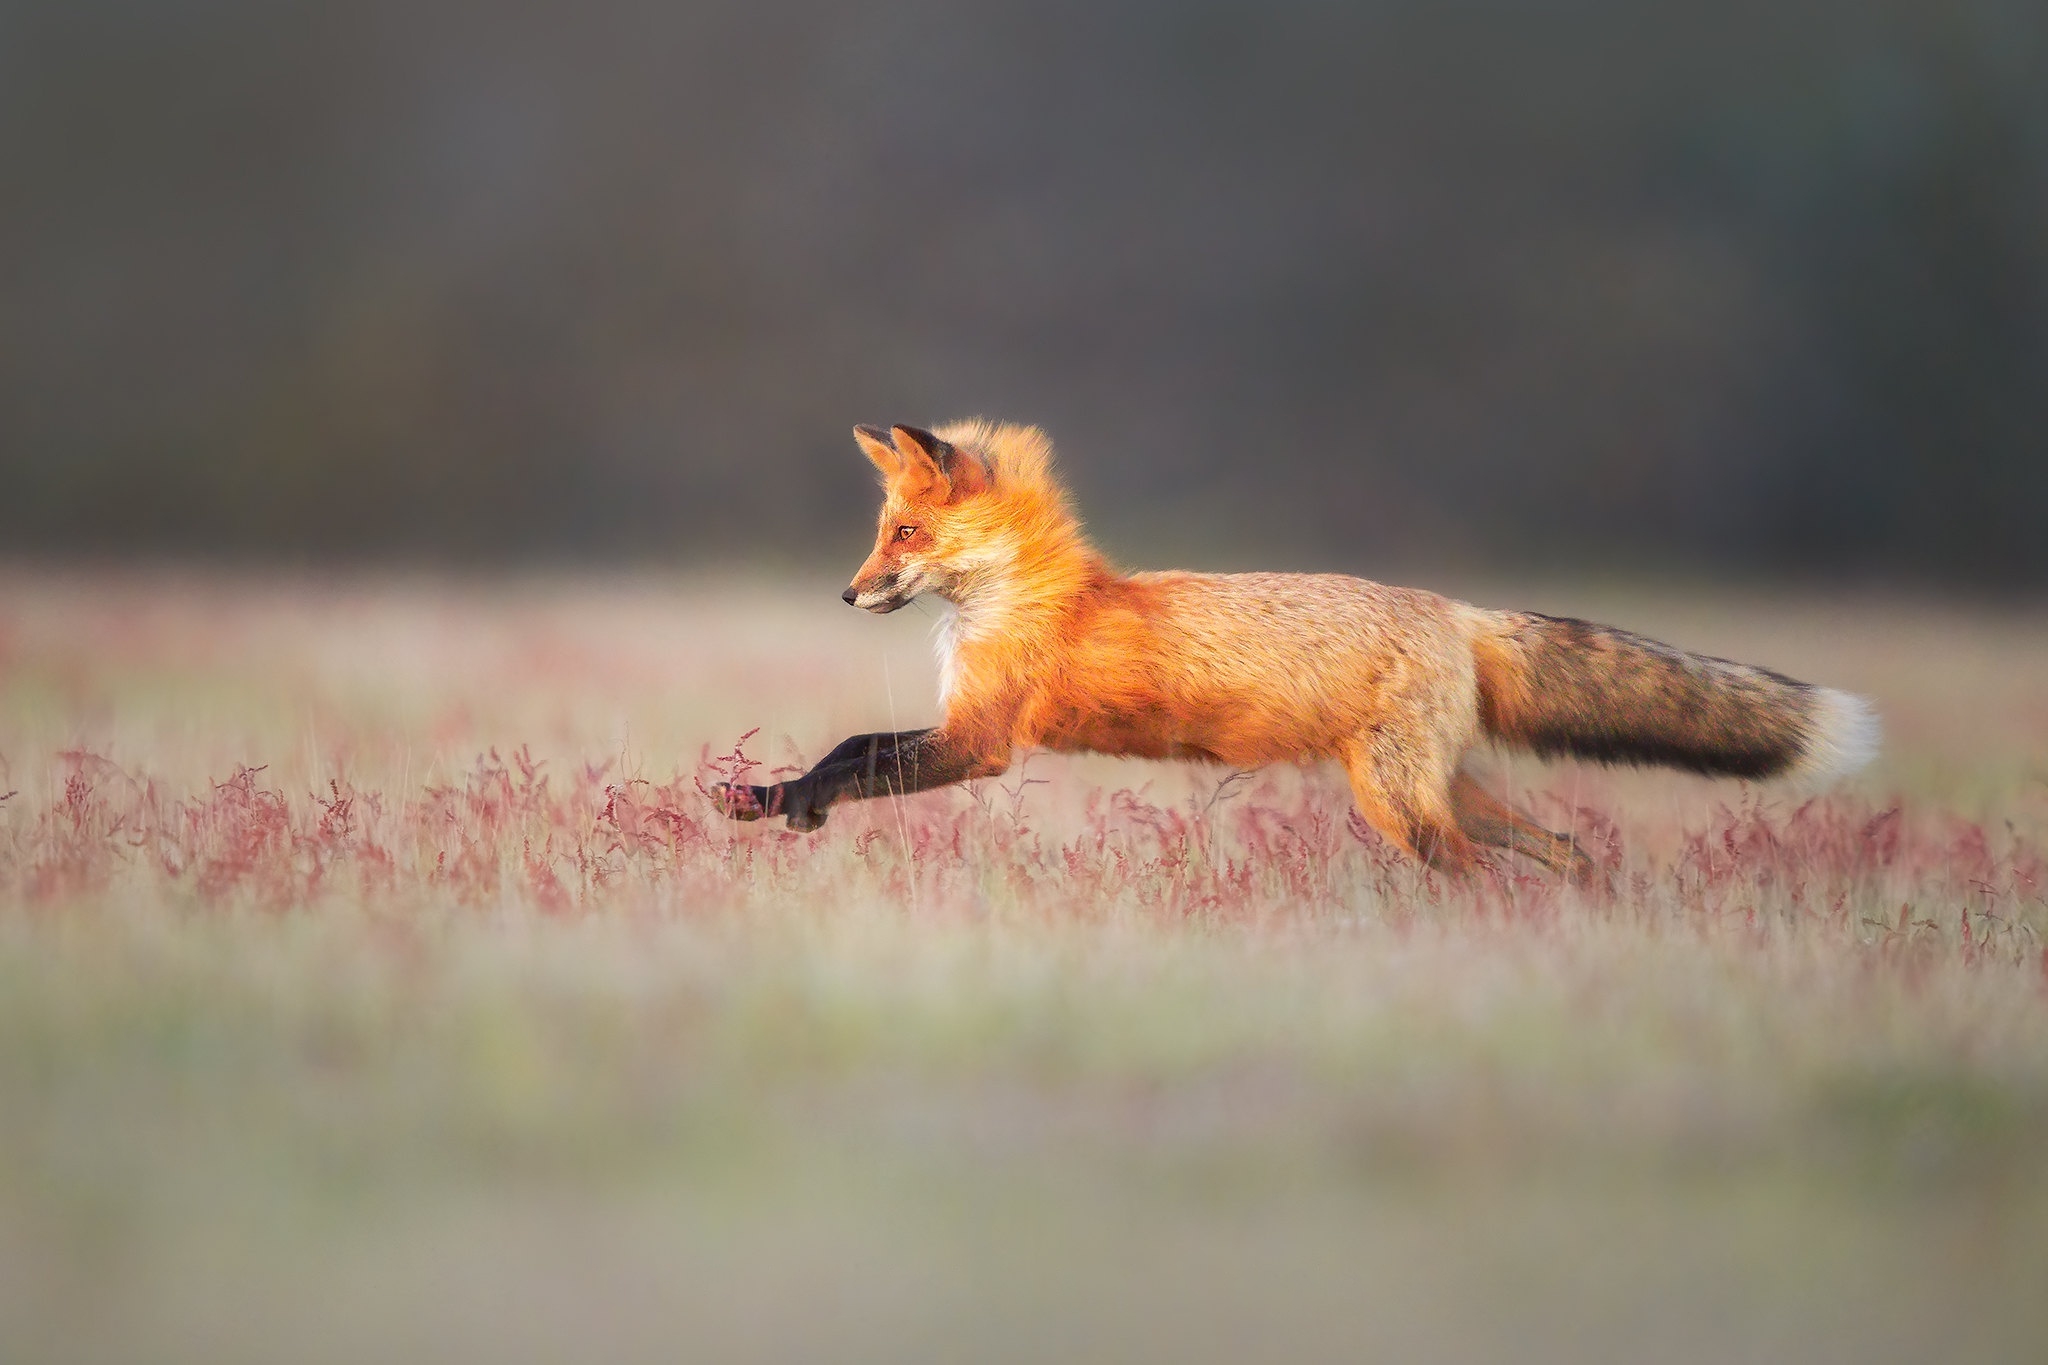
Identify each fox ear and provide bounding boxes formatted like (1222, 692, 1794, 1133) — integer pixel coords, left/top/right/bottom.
(891, 425, 989, 500)
(888, 426, 948, 479)
(853, 424, 900, 476)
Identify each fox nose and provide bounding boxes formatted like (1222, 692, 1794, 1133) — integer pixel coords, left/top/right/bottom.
(842, 586, 859, 606)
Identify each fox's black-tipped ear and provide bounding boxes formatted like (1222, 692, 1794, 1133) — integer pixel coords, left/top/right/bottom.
(853, 424, 899, 475)
(889, 425, 989, 499)
(888, 426, 949, 474)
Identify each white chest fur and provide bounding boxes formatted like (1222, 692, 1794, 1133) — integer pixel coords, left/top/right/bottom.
(931, 600, 964, 708)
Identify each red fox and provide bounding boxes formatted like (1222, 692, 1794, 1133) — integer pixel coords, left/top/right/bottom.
(714, 421, 1878, 876)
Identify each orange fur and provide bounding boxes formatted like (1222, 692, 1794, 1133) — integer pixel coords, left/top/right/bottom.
(719, 421, 1879, 876)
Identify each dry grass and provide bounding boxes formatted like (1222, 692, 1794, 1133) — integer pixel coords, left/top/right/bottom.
(3, 569, 2047, 1364)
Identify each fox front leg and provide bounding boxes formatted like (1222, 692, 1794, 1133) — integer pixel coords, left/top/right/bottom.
(715, 727, 979, 831)
(710, 729, 913, 831)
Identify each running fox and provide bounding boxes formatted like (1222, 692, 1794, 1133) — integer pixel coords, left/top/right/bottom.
(714, 421, 1878, 876)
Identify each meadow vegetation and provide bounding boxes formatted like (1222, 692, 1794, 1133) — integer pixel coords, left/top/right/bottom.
(2, 571, 2046, 1363)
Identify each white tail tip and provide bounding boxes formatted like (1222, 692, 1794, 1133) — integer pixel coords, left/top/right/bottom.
(1792, 688, 1880, 786)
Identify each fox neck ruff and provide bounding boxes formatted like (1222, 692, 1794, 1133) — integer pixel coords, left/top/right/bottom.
(931, 518, 1106, 709)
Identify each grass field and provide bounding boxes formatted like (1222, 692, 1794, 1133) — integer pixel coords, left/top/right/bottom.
(3, 570, 2047, 1363)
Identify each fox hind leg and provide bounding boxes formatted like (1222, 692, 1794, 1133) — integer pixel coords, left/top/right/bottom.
(1339, 733, 1476, 875)
(1449, 771, 1592, 881)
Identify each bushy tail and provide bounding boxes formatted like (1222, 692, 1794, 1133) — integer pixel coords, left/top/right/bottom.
(1472, 611, 1878, 783)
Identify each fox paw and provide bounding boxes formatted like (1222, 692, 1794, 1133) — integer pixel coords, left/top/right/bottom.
(711, 781, 829, 832)
(711, 782, 769, 821)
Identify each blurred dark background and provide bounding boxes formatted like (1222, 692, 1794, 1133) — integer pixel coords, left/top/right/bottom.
(2, 0, 2043, 584)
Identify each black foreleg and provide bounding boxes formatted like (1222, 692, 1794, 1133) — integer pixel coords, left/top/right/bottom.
(714, 727, 996, 831)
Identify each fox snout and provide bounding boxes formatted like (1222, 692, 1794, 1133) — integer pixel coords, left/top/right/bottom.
(845, 572, 909, 613)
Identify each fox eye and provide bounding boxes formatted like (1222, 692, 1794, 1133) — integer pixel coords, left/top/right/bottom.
(895, 524, 918, 542)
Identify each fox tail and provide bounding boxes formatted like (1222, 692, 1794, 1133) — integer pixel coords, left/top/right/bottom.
(1472, 611, 1879, 784)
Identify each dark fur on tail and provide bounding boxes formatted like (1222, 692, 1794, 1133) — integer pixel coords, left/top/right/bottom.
(1474, 612, 1875, 782)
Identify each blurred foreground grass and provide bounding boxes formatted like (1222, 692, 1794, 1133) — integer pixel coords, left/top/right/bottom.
(2, 571, 2046, 1363)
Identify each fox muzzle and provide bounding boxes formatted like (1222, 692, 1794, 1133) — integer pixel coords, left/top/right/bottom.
(846, 572, 911, 613)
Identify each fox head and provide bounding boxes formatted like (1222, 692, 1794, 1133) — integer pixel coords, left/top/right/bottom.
(843, 424, 997, 612)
